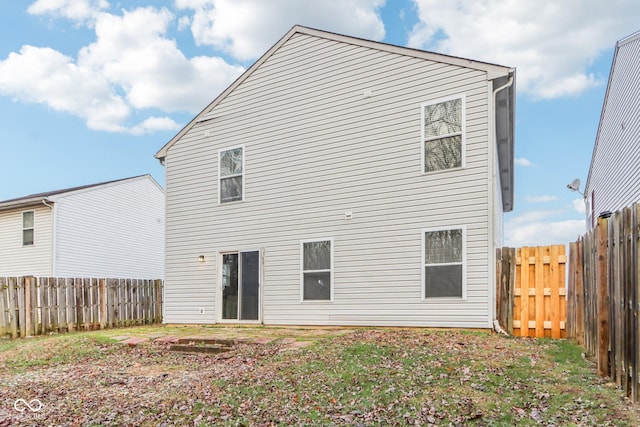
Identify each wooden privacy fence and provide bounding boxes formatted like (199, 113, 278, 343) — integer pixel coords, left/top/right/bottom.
(567, 202, 640, 402)
(496, 245, 567, 339)
(0, 277, 163, 338)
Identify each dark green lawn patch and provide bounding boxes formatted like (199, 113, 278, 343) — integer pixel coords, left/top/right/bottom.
(0, 327, 637, 426)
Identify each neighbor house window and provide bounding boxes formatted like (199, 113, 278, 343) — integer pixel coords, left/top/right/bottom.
(219, 146, 244, 203)
(301, 239, 332, 301)
(422, 227, 465, 299)
(22, 211, 34, 246)
(422, 96, 465, 173)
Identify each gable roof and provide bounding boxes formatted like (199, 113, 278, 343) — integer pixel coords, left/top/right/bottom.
(154, 25, 515, 212)
(155, 25, 514, 160)
(0, 175, 161, 212)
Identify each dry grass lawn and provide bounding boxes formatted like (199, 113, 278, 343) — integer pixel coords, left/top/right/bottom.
(0, 325, 637, 426)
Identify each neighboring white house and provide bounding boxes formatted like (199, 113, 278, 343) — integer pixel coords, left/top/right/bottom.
(584, 30, 640, 228)
(0, 175, 164, 278)
(155, 26, 516, 328)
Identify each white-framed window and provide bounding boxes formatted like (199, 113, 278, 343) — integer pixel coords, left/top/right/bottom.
(421, 95, 465, 173)
(22, 210, 34, 246)
(422, 226, 466, 299)
(219, 145, 244, 203)
(300, 238, 333, 301)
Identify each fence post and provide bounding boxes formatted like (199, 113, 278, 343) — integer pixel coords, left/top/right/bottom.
(100, 278, 106, 329)
(623, 207, 635, 398)
(17, 277, 26, 338)
(576, 239, 585, 346)
(597, 216, 610, 377)
(567, 242, 576, 338)
(534, 246, 545, 338)
(496, 248, 504, 329)
(633, 203, 640, 401)
(8, 278, 18, 339)
(0, 277, 6, 337)
(24, 276, 32, 337)
(155, 279, 163, 324)
(506, 248, 515, 334)
(550, 245, 562, 338)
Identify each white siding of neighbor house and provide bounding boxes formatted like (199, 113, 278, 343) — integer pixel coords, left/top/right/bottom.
(52, 176, 165, 278)
(586, 32, 640, 226)
(0, 205, 53, 277)
(163, 32, 506, 327)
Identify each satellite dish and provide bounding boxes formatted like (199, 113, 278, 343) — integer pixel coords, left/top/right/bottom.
(567, 178, 581, 192)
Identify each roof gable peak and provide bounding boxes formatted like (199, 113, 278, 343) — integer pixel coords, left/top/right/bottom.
(155, 25, 513, 161)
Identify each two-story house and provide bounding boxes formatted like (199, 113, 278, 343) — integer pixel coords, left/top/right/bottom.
(584, 30, 640, 228)
(0, 175, 164, 279)
(155, 26, 516, 328)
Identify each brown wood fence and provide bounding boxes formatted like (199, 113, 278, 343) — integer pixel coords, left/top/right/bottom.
(567, 202, 640, 401)
(496, 245, 567, 338)
(0, 277, 163, 338)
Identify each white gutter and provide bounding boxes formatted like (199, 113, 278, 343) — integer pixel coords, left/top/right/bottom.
(493, 76, 514, 98)
(492, 75, 514, 335)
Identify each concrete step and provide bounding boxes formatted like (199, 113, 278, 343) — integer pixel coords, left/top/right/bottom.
(176, 337, 236, 346)
(168, 343, 232, 354)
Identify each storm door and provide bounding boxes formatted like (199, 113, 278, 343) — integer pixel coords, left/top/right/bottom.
(221, 251, 260, 321)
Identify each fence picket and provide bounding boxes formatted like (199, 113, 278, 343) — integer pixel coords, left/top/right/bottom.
(17, 277, 25, 338)
(568, 201, 640, 402)
(499, 245, 567, 339)
(0, 277, 162, 339)
(155, 279, 163, 324)
(8, 277, 18, 338)
(0, 278, 6, 337)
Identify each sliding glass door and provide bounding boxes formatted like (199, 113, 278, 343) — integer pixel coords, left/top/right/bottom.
(221, 251, 260, 321)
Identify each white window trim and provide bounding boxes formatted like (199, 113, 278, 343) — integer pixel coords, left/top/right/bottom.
(420, 94, 466, 175)
(22, 210, 35, 246)
(300, 237, 334, 302)
(217, 249, 263, 324)
(421, 225, 467, 301)
(218, 144, 245, 204)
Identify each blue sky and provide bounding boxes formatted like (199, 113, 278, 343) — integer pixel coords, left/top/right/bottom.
(1, 0, 639, 246)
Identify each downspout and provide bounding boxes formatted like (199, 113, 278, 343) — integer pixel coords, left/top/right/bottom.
(491, 75, 514, 336)
(42, 199, 55, 276)
(493, 76, 514, 99)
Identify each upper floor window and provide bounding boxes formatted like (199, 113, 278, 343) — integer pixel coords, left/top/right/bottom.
(421, 96, 465, 173)
(219, 146, 244, 203)
(22, 211, 34, 246)
(422, 226, 466, 299)
(301, 238, 333, 301)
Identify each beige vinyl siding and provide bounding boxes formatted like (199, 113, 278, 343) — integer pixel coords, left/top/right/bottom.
(52, 177, 164, 278)
(164, 33, 497, 327)
(586, 33, 640, 221)
(0, 205, 53, 276)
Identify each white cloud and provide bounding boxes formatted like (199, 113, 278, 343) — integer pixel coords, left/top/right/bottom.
(408, 0, 640, 99)
(0, 6, 243, 133)
(505, 218, 585, 247)
(175, 0, 386, 61)
(507, 209, 564, 226)
(515, 157, 534, 167)
(572, 198, 587, 214)
(0, 45, 130, 132)
(79, 7, 244, 112)
(28, 0, 109, 22)
(130, 117, 181, 135)
(524, 195, 559, 203)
